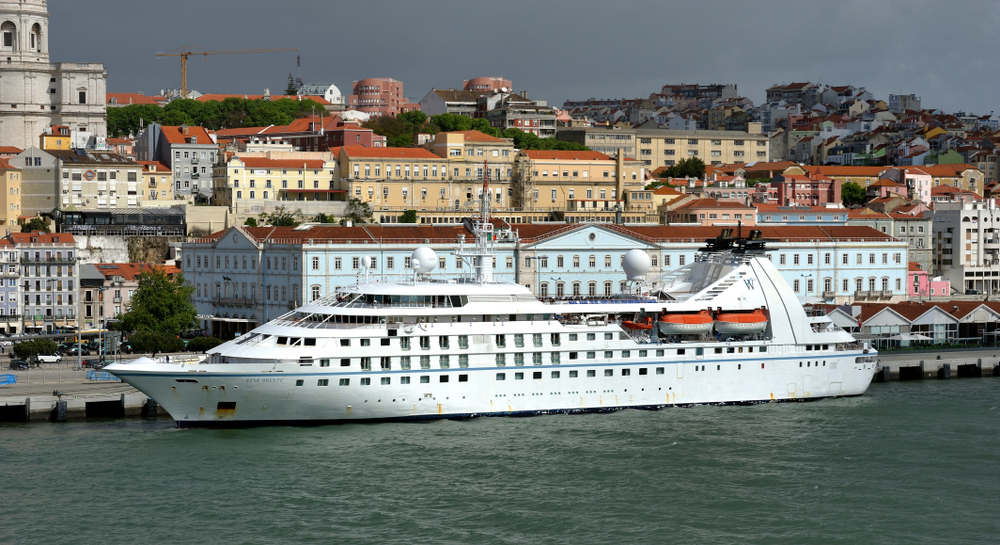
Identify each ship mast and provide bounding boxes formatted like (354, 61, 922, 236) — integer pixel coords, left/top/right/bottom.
(454, 160, 495, 284)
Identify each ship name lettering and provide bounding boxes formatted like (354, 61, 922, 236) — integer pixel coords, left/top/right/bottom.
(245, 377, 284, 383)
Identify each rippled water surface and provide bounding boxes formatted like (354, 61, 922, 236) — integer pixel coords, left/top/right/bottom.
(3, 379, 999, 544)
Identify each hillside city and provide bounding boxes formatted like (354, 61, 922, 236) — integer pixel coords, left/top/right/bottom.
(1, 3, 999, 351)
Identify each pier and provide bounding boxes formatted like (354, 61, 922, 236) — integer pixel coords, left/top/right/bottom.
(870, 348, 1000, 382)
(0, 361, 166, 423)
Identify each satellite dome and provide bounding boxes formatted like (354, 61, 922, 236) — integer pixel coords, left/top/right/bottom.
(621, 250, 651, 280)
(361, 256, 371, 268)
(411, 247, 437, 274)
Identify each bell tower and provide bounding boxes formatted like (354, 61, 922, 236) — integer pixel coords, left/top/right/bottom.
(0, 0, 49, 64)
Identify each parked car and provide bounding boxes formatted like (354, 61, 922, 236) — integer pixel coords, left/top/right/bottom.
(9, 359, 27, 370)
(66, 346, 91, 356)
(36, 354, 62, 364)
(119, 342, 133, 355)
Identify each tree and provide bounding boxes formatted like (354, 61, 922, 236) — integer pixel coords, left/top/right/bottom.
(13, 339, 58, 361)
(745, 178, 769, 188)
(21, 217, 50, 233)
(842, 181, 866, 206)
(114, 268, 197, 337)
(185, 336, 224, 352)
(399, 209, 418, 223)
(244, 217, 258, 227)
(284, 73, 298, 96)
(258, 206, 303, 227)
(341, 198, 373, 225)
(311, 213, 334, 223)
(128, 331, 185, 356)
(654, 157, 706, 180)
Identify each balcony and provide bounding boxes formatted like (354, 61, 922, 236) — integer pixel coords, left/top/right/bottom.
(854, 290, 871, 299)
(112, 296, 121, 303)
(20, 256, 76, 264)
(822, 291, 836, 298)
(211, 296, 257, 307)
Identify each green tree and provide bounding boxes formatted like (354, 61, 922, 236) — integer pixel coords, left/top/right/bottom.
(842, 181, 866, 206)
(745, 178, 769, 188)
(13, 339, 58, 361)
(655, 157, 706, 180)
(114, 268, 197, 337)
(244, 217, 258, 227)
(341, 198, 373, 225)
(20, 217, 50, 233)
(185, 336, 224, 352)
(107, 104, 164, 138)
(311, 213, 334, 223)
(128, 331, 185, 356)
(258, 206, 304, 227)
(284, 73, 298, 96)
(399, 209, 418, 223)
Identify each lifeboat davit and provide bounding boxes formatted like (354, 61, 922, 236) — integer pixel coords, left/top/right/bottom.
(714, 309, 768, 335)
(623, 316, 654, 330)
(657, 310, 714, 335)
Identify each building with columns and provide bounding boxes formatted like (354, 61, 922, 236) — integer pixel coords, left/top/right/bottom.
(0, 0, 107, 149)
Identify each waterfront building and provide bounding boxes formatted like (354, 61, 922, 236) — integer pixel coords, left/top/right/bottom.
(755, 204, 847, 226)
(0, 158, 22, 228)
(661, 198, 756, 226)
(0, 238, 18, 333)
(847, 209, 933, 275)
(929, 200, 1000, 293)
(0, 0, 107, 150)
(214, 155, 338, 216)
(555, 127, 768, 169)
(11, 231, 78, 334)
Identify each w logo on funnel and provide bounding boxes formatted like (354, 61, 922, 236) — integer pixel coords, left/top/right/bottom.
(743, 278, 755, 290)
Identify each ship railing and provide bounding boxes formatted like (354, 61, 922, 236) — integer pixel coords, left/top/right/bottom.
(834, 341, 863, 351)
(325, 299, 455, 310)
(268, 319, 385, 331)
(540, 296, 658, 305)
(151, 354, 205, 364)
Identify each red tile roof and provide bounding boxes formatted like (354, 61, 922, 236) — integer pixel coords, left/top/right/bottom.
(0, 146, 23, 154)
(195, 94, 332, 106)
(7, 231, 74, 244)
(94, 263, 166, 281)
(332, 146, 440, 160)
(234, 157, 330, 169)
(521, 150, 612, 161)
(159, 125, 216, 145)
(107, 93, 164, 106)
(137, 160, 171, 173)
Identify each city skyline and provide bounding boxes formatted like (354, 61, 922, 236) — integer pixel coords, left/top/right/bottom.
(50, 0, 1000, 115)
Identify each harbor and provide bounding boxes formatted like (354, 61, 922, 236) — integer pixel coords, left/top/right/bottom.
(3, 348, 999, 424)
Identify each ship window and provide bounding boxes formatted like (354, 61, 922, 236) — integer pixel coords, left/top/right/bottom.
(440, 336, 449, 348)
(604, 333, 613, 340)
(277, 337, 287, 345)
(420, 376, 430, 383)
(381, 357, 392, 370)
(748, 347, 753, 353)
(569, 352, 578, 360)
(497, 373, 506, 381)
(381, 338, 390, 346)
(361, 357, 372, 371)
(714, 348, 723, 354)
(727, 347, 734, 354)
(515, 372, 524, 380)
(381, 377, 391, 385)
(656, 367, 664, 374)
(459, 335, 469, 348)
(496, 354, 506, 367)
(496, 334, 506, 348)
(621, 350, 630, 358)
(622, 369, 631, 376)
(605, 351, 613, 359)
(420, 336, 430, 349)
(320, 359, 330, 367)
(759, 346, 767, 352)
(440, 356, 450, 368)
(569, 370, 578, 378)
(339, 379, 350, 386)
(738, 364, 741, 370)
(317, 379, 329, 386)
(823, 344, 829, 350)
(304, 338, 316, 346)
(696, 348, 704, 356)
(568, 334, 578, 341)
(761, 363, 765, 369)
(295, 380, 304, 386)
(639, 350, 647, 357)
(400, 338, 410, 350)
(360, 378, 371, 385)
(340, 339, 350, 347)
(533, 372, 542, 379)
(550, 352, 560, 364)
(639, 368, 647, 375)
(587, 333, 596, 341)
(656, 350, 664, 357)
(587, 351, 596, 359)
(401, 377, 411, 384)
(800, 362, 803, 367)
(551, 371, 560, 379)
(459, 355, 469, 368)
(587, 370, 596, 377)
(604, 369, 613, 377)
(361, 339, 370, 347)
(717, 365, 721, 370)
(420, 356, 430, 369)
(400, 356, 411, 370)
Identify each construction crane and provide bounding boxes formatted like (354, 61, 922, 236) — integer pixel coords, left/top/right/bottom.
(156, 46, 298, 99)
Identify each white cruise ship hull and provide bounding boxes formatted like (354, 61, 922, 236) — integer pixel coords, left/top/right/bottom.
(111, 347, 878, 427)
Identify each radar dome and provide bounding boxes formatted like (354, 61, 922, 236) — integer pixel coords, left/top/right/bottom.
(361, 256, 371, 268)
(621, 250, 651, 280)
(411, 247, 438, 274)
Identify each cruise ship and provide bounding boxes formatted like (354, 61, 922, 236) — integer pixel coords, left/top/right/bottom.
(107, 184, 879, 428)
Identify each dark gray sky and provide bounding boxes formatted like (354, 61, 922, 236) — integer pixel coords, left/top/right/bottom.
(51, 0, 1000, 115)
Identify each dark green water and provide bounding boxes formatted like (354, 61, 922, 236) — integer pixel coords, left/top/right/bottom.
(2, 379, 999, 545)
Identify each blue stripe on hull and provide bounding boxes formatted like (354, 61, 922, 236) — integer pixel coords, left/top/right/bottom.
(174, 394, 863, 429)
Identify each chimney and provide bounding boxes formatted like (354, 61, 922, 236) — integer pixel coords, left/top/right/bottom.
(181, 125, 189, 136)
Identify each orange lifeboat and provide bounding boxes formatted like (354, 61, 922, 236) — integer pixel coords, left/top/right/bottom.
(714, 309, 768, 334)
(623, 316, 654, 330)
(657, 310, 714, 335)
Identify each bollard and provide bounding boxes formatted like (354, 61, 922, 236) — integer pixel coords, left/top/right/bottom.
(142, 398, 158, 418)
(52, 400, 67, 422)
(875, 366, 891, 383)
(938, 363, 951, 380)
(24, 397, 30, 423)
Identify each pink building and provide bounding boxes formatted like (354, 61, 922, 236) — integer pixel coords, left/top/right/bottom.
(348, 78, 417, 117)
(463, 77, 512, 92)
(771, 171, 839, 207)
(908, 262, 951, 299)
(663, 198, 757, 226)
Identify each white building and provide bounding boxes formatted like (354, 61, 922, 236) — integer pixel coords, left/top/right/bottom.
(930, 200, 1000, 294)
(0, 0, 107, 149)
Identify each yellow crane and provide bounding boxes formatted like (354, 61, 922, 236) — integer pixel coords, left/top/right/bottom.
(156, 46, 298, 99)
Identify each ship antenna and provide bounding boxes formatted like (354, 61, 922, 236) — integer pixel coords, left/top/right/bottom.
(453, 159, 495, 284)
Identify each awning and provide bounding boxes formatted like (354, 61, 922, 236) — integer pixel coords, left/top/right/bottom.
(887, 333, 933, 341)
(198, 316, 255, 323)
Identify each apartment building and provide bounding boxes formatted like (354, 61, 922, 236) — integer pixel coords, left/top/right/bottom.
(11, 231, 78, 334)
(135, 124, 218, 201)
(214, 156, 338, 215)
(556, 127, 768, 168)
(347, 78, 417, 117)
(0, 159, 21, 228)
(50, 149, 143, 209)
(136, 161, 174, 206)
(930, 200, 1000, 293)
(0, 238, 17, 333)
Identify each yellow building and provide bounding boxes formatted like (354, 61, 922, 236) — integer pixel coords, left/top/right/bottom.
(215, 156, 339, 215)
(557, 126, 769, 168)
(39, 125, 72, 151)
(137, 161, 175, 207)
(514, 150, 654, 223)
(0, 159, 21, 228)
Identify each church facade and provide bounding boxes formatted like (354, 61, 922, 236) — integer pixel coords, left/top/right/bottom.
(0, 0, 106, 149)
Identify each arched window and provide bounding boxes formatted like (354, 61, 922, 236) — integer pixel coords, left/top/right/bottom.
(604, 281, 613, 296)
(882, 277, 889, 291)
(572, 282, 581, 296)
(30, 23, 40, 52)
(855, 278, 863, 292)
(556, 282, 565, 297)
(869, 278, 876, 291)
(1, 22, 16, 50)
(540, 283, 549, 297)
(588, 281, 597, 296)
(215, 282, 221, 297)
(250, 283, 256, 301)
(311, 285, 321, 301)
(241, 283, 247, 297)
(824, 278, 832, 293)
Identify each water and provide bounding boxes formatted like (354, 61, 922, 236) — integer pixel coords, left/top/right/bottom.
(2, 380, 999, 545)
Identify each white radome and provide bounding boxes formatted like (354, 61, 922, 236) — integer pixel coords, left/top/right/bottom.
(622, 249, 651, 280)
(411, 247, 437, 273)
